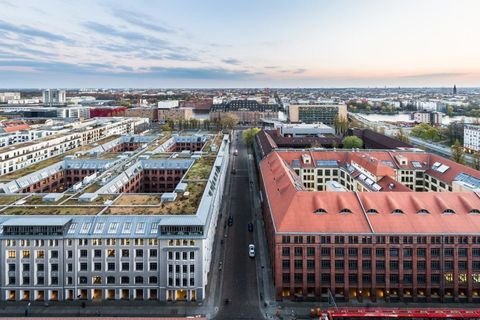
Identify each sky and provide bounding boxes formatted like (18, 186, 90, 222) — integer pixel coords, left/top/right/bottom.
(0, 0, 480, 88)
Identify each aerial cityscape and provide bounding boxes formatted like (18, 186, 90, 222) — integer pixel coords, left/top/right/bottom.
(1, 1, 480, 320)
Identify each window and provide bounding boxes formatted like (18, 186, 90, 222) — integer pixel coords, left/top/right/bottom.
(307, 273, 315, 283)
(136, 262, 144, 271)
(136, 249, 143, 257)
(80, 250, 87, 257)
(335, 260, 344, 270)
(282, 273, 290, 283)
(348, 260, 357, 270)
(362, 260, 371, 270)
(321, 273, 330, 282)
(362, 248, 372, 257)
(51, 276, 58, 285)
(348, 248, 358, 257)
(349, 273, 358, 284)
(282, 247, 290, 257)
(149, 276, 158, 284)
(8, 264, 15, 272)
(335, 248, 344, 257)
(444, 261, 454, 271)
(94, 249, 102, 258)
(431, 248, 440, 257)
(107, 276, 115, 284)
(321, 247, 330, 256)
(417, 248, 426, 257)
(294, 273, 303, 284)
(376, 248, 385, 257)
(37, 264, 44, 272)
(122, 262, 129, 271)
(122, 249, 129, 257)
(294, 247, 302, 257)
(37, 277, 44, 285)
(94, 263, 102, 271)
(8, 250, 16, 258)
(307, 247, 315, 256)
(444, 248, 454, 257)
(22, 250, 30, 258)
(417, 261, 426, 271)
(80, 263, 87, 271)
(417, 274, 426, 284)
(108, 262, 115, 271)
(121, 276, 129, 284)
(307, 260, 315, 270)
(51, 264, 58, 272)
(150, 262, 158, 271)
(389, 248, 399, 257)
(390, 261, 399, 270)
(431, 260, 440, 270)
(390, 274, 399, 284)
(403, 260, 413, 270)
(403, 248, 413, 257)
(321, 260, 331, 269)
(282, 260, 290, 269)
(150, 249, 157, 257)
(335, 274, 344, 283)
(376, 260, 385, 270)
(37, 250, 45, 258)
(135, 276, 143, 284)
(51, 251, 58, 258)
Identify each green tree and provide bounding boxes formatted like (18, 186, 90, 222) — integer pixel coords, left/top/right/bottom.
(334, 115, 349, 136)
(161, 123, 172, 132)
(395, 128, 410, 144)
(447, 105, 454, 117)
(473, 152, 480, 170)
(219, 113, 239, 129)
(243, 127, 261, 145)
(451, 139, 466, 164)
(203, 119, 211, 130)
(342, 136, 363, 149)
(411, 123, 440, 141)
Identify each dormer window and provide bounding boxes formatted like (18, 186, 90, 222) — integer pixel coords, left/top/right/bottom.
(366, 209, 378, 214)
(469, 209, 480, 214)
(314, 208, 327, 214)
(391, 209, 404, 214)
(417, 209, 430, 214)
(443, 209, 456, 215)
(339, 208, 352, 214)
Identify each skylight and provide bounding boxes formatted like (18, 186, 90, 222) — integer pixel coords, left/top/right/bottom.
(314, 208, 327, 214)
(339, 208, 352, 214)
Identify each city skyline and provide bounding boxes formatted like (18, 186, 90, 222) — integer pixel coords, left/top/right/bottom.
(1, 0, 480, 88)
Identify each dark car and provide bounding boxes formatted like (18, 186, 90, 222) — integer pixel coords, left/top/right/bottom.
(228, 216, 233, 226)
(248, 222, 254, 232)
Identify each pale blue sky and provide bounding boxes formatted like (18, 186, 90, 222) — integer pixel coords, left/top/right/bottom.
(0, 0, 479, 87)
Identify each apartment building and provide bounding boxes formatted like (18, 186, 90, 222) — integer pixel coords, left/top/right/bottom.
(288, 104, 347, 125)
(257, 148, 480, 303)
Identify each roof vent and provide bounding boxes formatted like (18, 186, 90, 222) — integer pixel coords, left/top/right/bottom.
(314, 208, 327, 214)
(388, 183, 395, 190)
(417, 209, 430, 214)
(339, 208, 352, 214)
(391, 209, 404, 214)
(442, 208, 455, 215)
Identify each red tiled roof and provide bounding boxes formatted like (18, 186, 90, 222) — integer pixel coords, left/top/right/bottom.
(260, 150, 480, 234)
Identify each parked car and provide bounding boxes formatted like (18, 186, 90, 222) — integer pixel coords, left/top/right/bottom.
(234, 149, 238, 156)
(247, 222, 254, 232)
(248, 244, 255, 258)
(228, 216, 233, 226)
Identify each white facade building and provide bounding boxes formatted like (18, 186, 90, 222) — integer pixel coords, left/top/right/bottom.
(0, 92, 21, 103)
(464, 125, 480, 151)
(43, 89, 66, 105)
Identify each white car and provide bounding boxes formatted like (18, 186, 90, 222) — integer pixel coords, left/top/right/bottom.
(248, 244, 255, 258)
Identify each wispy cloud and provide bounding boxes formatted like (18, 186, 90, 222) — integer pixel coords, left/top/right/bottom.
(399, 72, 468, 79)
(222, 58, 241, 65)
(0, 59, 257, 80)
(264, 66, 279, 69)
(0, 19, 71, 43)
(293, 68, 307, 74)
(83, 21, 167, 44)
(112, 8, 176, 34)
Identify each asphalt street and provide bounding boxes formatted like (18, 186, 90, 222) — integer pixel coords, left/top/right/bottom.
(216, 130, 263, 320)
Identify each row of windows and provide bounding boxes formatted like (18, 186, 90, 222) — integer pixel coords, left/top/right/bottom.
(281, 259, 480, 271)
(281, 235, 476, 245)
(281, 247, 480, 257)
(281, 273, 468, 285)
(78, 248, 157, 258)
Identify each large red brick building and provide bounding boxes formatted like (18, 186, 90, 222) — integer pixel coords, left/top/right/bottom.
(257, 148, 480, 303)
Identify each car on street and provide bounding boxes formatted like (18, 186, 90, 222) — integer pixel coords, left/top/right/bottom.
(231, 168, 236, 174)
(228, 216, 233, 226)
(247, 222, 253, 232)
(248, 244, 255, 258)
(234, 149, 238, 156)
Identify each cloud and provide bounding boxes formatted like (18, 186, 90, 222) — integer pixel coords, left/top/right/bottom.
(0, 19, 71, 43)
(293, 68, 307, 74)
(0, 59, 257, 80)
(264, 66, 279, 69)
(112, 8, 176, 34)
(222, 58, 241, 65)
(83, 21, 169, 45)
(399, 72, 468, 79)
